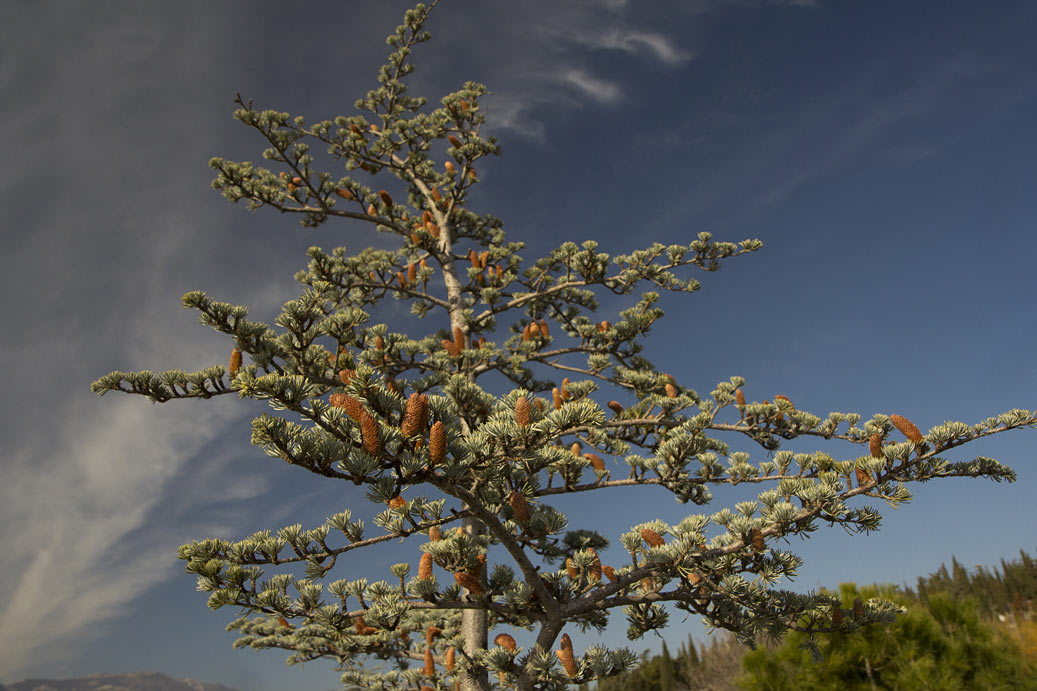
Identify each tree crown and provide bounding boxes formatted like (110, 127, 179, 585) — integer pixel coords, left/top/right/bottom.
(92, 3, 1036, 689)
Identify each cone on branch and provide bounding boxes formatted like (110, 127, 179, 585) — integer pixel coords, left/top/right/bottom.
(494, 633, 517, 651)
(424, 649, 435, 676)
(641, 528, 666, 547)
(334, 187, 353, 200)
(428, 525, 442, 541)
(429, 421, 446, 465)
(587, 548, 602, 582)
(359, 410, 381, 456)
(445, 647, 456, 671)
(869, 432, 884, 458)
(401, 393, 429, 438)
(418, 552, 433, 580)
(515, 396, 531, 427)
(584, 453, 605, 472)
(607, 400, 623, 415)
(665, 383, 678, 398)
(735, 388, 746, 406)
(855, 467, 872, 488)
(441, 339, 461, 357)
(552, 388, 563, 410)
(378, 189, 393, 208)
(890, 414, 924, 444)
(454, 571, 483, 594)
(329, 393, 365, 421)
(452, 326, 465, 352)
(389, 496, 406, 510)
(750, 527, 765, 552)
(509, 491, 530, 523)
(556, 633, 579, 677)
(228, 348, 242, 378)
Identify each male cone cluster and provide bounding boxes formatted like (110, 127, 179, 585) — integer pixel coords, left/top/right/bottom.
(869, 432, 883, 458)
(423, 648, 435, 676)
(750, 527, 765, 552)
(890, 413, 924, 444)
(228, 347, 242, 378)
(640, 528, 666, 547)
(454, 571, 483, 595)
(514, 396, 530, 427)
(353, 615, 377, 636)
(418, 552, 434, 580)
(509, 490, 530, 523)
(556, 633, 579, 677)
(329, 393, 364, 420)
(401, 392, 429, 438)
(584, 452, 606, 472)
(429, 421, 446, 465)
(494, 633, 517, 651)
(441, 338, 462, 357)
(359, 409, 381, 456)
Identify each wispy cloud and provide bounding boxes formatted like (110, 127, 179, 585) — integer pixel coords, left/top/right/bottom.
(565, 28, 694, 66)
(559, 69, 623, 104)
(0, 398, 243, 673)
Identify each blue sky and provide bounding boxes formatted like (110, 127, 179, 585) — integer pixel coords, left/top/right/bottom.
(2, 1, 1036, 689)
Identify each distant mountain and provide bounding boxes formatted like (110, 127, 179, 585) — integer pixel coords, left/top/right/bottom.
(5, 672, 240, 691)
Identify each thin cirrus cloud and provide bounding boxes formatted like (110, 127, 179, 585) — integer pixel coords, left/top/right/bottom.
(558, 68, 624, 104)
(566, 28, 695, 66)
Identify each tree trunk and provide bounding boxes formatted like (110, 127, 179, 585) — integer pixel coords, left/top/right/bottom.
(459, 515, 490, 691)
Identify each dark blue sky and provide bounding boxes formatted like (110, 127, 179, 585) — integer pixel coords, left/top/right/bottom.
(3, 1, 1036, 689)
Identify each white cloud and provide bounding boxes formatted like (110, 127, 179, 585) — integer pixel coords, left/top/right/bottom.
(570, 29, 694, 66)
(0, 393, 242, 675)
(559, 69, 623, 104)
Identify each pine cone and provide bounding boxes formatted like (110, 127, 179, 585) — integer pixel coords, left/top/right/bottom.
(584, 453, 605, 472)
(509, 491, 530, 523)
(418, 553, 434, 580)
(228, 348, 242, 377)
(869, 432, 884, 458)
(494, 633, 517, 651)
(401, 393, 429, 438)
(429, 421, 446, 465)
(890, 414, 923, 444)
(515, 396, 531, 427)
(640, 528, 665, 547)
